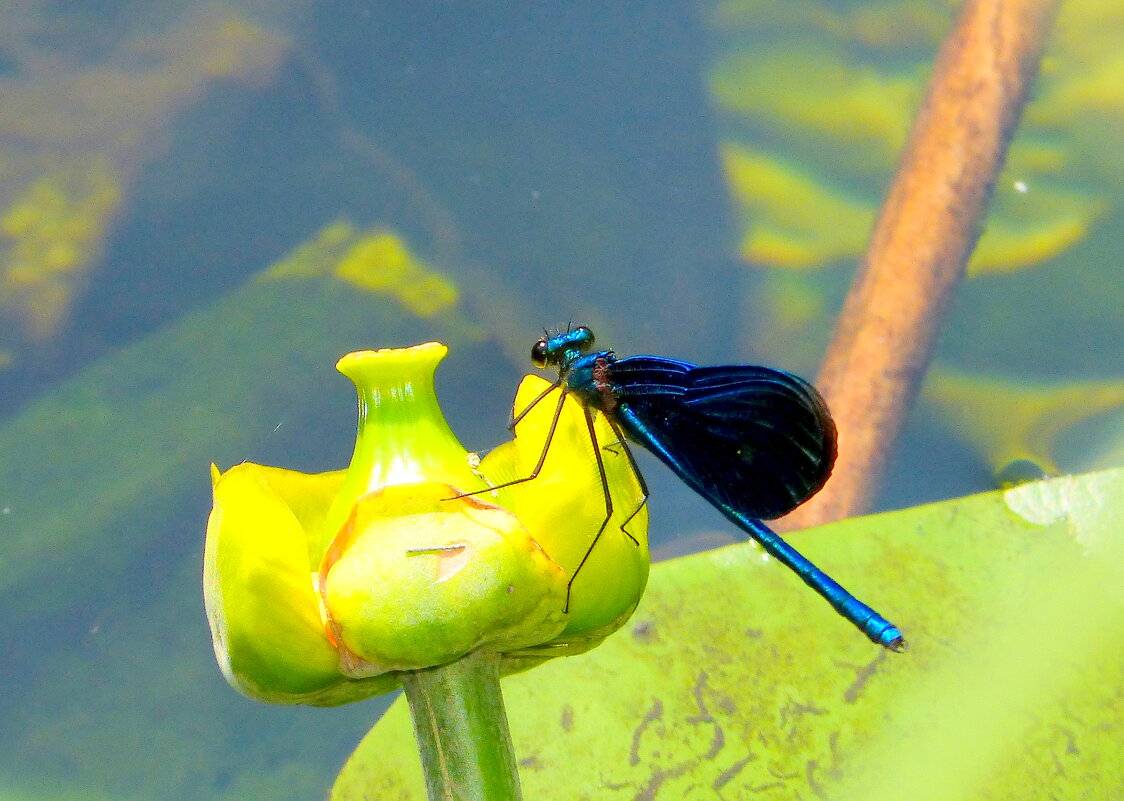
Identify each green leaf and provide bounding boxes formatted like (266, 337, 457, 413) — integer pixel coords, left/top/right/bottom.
(333, 467, 1124, 801)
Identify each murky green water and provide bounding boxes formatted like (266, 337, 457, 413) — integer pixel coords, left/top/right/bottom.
(0, 2, 1119, 799)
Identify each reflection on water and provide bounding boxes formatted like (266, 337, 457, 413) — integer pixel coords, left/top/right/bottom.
(0, 1, 1119, 799)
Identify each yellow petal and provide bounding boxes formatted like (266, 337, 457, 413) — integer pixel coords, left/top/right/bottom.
(320, 482, 569, 673)
(480, 376, 650, 645)
(203, 463, 347, 702)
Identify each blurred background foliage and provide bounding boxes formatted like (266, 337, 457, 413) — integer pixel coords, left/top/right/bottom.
(0, 0, 1119, 799)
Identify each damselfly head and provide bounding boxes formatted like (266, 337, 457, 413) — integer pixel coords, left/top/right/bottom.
(532, 326, 596, 370)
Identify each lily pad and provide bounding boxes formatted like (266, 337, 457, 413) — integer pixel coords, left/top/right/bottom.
(333, 467, 1124, 800)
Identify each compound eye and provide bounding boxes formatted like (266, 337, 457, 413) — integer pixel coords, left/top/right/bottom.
(531, 339, 549, 368)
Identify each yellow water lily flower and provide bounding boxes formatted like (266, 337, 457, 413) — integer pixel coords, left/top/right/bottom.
(203, 342, 648, 706)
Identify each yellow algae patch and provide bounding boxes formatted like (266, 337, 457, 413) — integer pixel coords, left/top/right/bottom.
(0, 160, 121, 340)
(994, 138, 1070, 182)
(970, 174, 1105, 275)
(710, 46, 921, 166)
(257, 221, 360, 280)
(709, 0, 950, 50)
(971, 208, 1102, 275)
(708, 0, 1119, 278)
(191, 15, 289, 84)
(1035, 48, 1124, 125)
(0, 8, 291, 362)
(0, 11, 289, 152)
(720, 141, 874, 268)
(336, 235, 415, 293)
(720, 139, 1103, 274)
(923, 366, 1124, 481)
(335, 231, 458, 317)
(261, 221, 458, 318)
(1028, 0, 1124, 134)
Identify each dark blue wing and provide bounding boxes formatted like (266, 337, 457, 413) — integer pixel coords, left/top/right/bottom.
(608, 356, 836, 519)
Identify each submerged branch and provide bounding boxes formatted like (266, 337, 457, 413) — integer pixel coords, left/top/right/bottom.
(785, 0, 1060, 529)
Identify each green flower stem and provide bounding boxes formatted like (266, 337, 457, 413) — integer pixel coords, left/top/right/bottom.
(401, 650, 523, 801)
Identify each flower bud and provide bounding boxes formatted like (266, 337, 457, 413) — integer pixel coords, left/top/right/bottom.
(203, 342, 649, 706)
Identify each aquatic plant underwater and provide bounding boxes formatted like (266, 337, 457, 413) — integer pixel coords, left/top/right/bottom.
(0, 0, 1120, 799)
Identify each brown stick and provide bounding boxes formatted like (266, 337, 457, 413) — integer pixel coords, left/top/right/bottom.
(783, 0, 1059, 529)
